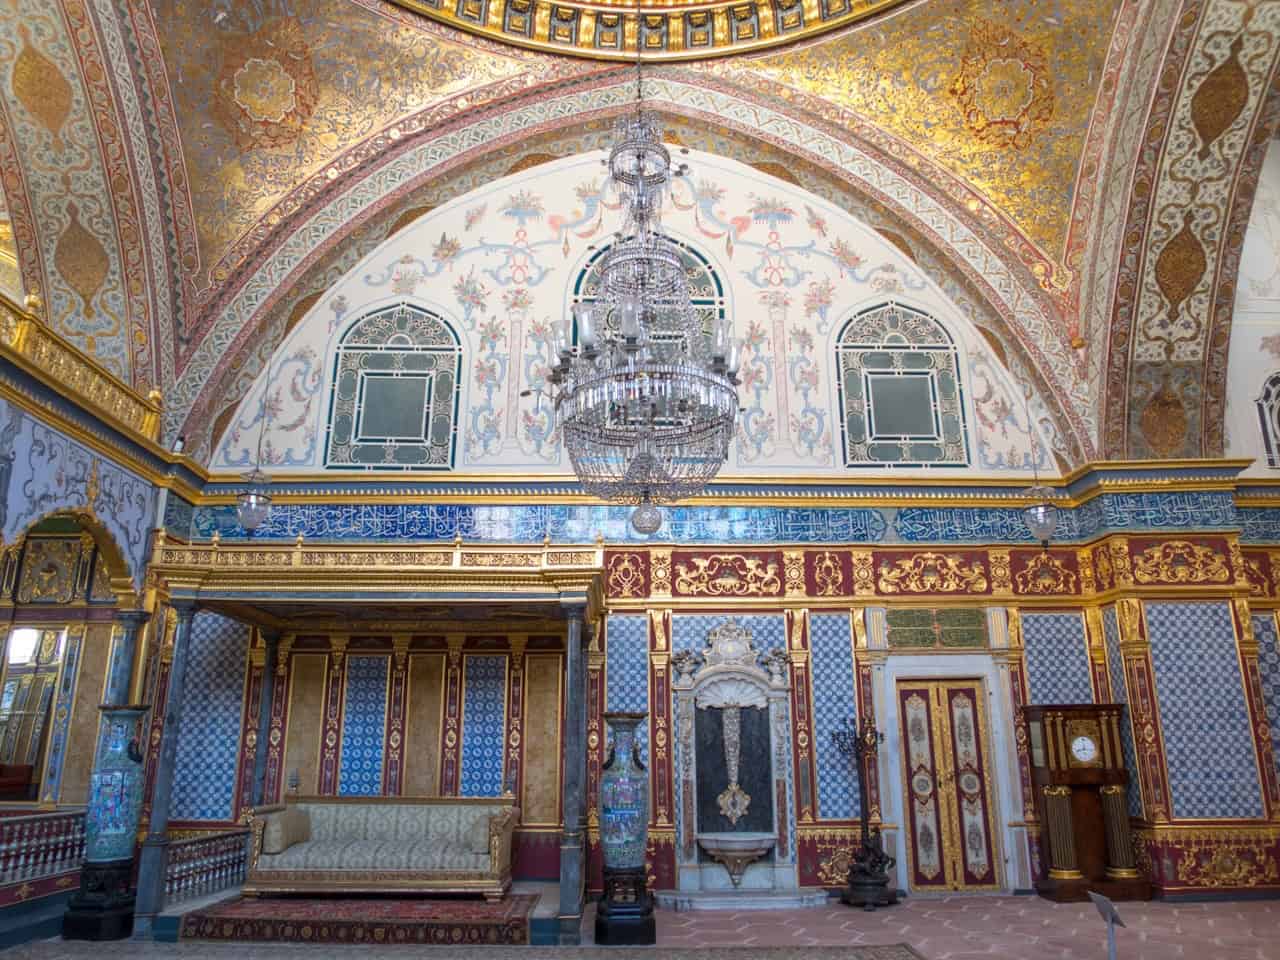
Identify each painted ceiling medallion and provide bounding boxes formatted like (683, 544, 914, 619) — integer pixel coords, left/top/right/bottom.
(213, 17, 318, 150)
(385, 0, 915, 60)
(949, 20, 1053, 149)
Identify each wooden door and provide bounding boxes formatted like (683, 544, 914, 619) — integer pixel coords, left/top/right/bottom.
(897, 679, 1001, 891)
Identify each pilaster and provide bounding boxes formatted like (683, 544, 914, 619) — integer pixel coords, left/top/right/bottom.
(235, 630, 266, 818)
(1116, 598, 1172, 823)
(383, 634, 411, 796)
(504, 634, 528, 798)
(249, 630, 278, 808)
(1082, 606, 1111, 702)
(262, 633, 293, 803)
(1229, 599, 1280, 819)
(317, 634, 348, 796)
(785, 608, 817, 823)
(439, 634, 465, 796)
(645, 608, 675, 891)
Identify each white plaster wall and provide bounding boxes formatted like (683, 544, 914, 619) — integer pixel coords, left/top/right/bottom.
(1225, 138, 1280, 475)
(212, 148, 1054, 478)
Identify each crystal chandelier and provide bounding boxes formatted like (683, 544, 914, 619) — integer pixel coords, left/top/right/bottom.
(1020, 390, 1057, 549)
(540, 74, 740, 534)
(237, 360, 275, 533)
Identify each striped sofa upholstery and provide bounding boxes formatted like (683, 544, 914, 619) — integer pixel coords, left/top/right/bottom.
(244, 795, 519, 899)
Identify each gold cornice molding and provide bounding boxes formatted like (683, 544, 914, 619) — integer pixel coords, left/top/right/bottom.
(387, 0, 914, 62)
(148, 535, 607, 621)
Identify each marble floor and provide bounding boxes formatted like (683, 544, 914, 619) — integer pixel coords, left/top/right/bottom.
(4, 895, 1277, 958)
(650, 895, 1280, 959)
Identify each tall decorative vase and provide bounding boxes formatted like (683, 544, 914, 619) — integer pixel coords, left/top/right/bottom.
(595, 712, 655, 945)
(64, 706, 148, 940)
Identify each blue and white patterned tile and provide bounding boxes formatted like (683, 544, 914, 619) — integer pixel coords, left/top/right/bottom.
(809, 613, 858, 820)
(1023, 612, 1092, 705)
(460, 654, 507, 797)
(671, 614, 786, 655)
(172, 613, 249, 821)
(1102, 606, 1142, 818)
(1254, 613, 1280, 786)
(1146, 602, 1263, 820)
(338, 655, 389, 796)
(605, 614, 649, 759)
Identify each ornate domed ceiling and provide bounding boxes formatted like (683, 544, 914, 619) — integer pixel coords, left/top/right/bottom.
(384, 0, 914, 60)
(0, 0, 1275, 464)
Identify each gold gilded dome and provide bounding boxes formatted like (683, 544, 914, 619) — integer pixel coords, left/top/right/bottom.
(387, 0, 914, 60)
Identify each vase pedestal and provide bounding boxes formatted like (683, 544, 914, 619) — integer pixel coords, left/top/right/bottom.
(62, 858, 136, 941)
(595, 867, 656, 945)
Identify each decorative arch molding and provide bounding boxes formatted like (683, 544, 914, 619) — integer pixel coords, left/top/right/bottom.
(1100, 0, 1280, 459)
(174, 73, 1091, 464)
(6, 508, 138, 607)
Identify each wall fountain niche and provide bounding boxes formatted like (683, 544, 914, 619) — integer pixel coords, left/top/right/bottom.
(663, 620, 821, 907)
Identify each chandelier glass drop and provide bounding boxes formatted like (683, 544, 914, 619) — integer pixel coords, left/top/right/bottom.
(547, 107, 740, 534)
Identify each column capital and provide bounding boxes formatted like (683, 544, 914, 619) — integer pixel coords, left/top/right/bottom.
(168, 597, 199, 617)
(113, 609, 151, 629)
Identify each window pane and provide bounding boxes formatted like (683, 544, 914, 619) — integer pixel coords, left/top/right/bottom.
(358, 376, 429, 440)
(868, 375, 936, 438)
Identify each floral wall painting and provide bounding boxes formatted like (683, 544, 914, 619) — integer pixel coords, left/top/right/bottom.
(210, 149, 1053, 479)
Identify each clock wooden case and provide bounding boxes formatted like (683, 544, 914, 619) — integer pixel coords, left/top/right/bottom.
(1022, 704, 1150, 902)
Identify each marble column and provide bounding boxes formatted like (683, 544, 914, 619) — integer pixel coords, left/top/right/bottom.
(251, 632, 279, 807)
(63, 609, 152, 940)
(559, 606, 587, 944)
(132, 601, 197, 937)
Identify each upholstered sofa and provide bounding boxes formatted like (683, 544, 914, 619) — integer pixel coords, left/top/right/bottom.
(243, 796, 519, 900)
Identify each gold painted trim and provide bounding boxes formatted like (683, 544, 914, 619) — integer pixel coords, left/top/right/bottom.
(386, 0, 915, 62)
(0, 293, 161, 443)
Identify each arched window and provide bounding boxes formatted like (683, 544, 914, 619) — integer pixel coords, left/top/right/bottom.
(835, 302, 969, 468)
(324, 302, 461, 470)
(1257, 372, 1280, 468)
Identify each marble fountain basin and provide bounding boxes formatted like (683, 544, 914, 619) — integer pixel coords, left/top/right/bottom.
(697, 833, 776, 887)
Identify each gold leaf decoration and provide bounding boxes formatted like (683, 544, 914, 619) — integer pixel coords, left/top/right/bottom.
(1132, 541, 1231, 585)
(54, 204, 110, 308)
(876, 553, 988, 594)
(1014, 552, 1078, 594)
(673, 554, 781, 597)
(12, 25, 72, 150)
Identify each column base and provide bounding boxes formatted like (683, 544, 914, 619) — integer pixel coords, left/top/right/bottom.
(594, 867, 656, 946)
(62, 859, 136, 941)
(1035, 874, 1151, 903)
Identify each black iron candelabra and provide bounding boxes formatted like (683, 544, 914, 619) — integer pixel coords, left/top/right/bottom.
(830, 716, 898, 910)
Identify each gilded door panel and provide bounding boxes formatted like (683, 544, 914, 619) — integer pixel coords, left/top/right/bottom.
(942, 684, 1000, 889)
(896, 678, 1002, 892)
(898, 683, 948, 889)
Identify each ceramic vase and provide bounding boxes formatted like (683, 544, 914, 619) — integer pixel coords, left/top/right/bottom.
(599, 712, 649, 871)
(84, 707, 147, 863)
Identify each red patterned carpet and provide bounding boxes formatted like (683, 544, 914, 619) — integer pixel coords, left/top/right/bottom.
(178, 894, 538, 945)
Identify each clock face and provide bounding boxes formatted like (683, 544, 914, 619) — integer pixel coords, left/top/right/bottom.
(1070, 735, 1099, 763)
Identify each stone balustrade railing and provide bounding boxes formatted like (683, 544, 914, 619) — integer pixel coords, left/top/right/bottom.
(0, 809, 86, 884)
(163, 830, 249, 905)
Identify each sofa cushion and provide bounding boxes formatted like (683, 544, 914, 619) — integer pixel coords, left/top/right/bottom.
(261, 807, 310, 855)
(467, 813, 492, 856)
(258, 839, 489, 873)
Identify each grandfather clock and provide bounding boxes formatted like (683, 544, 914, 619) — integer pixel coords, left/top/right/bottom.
(1022, 705, 1150, 902)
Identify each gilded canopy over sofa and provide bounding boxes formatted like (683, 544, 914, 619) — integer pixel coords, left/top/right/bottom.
(244, 796, 519, 900)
